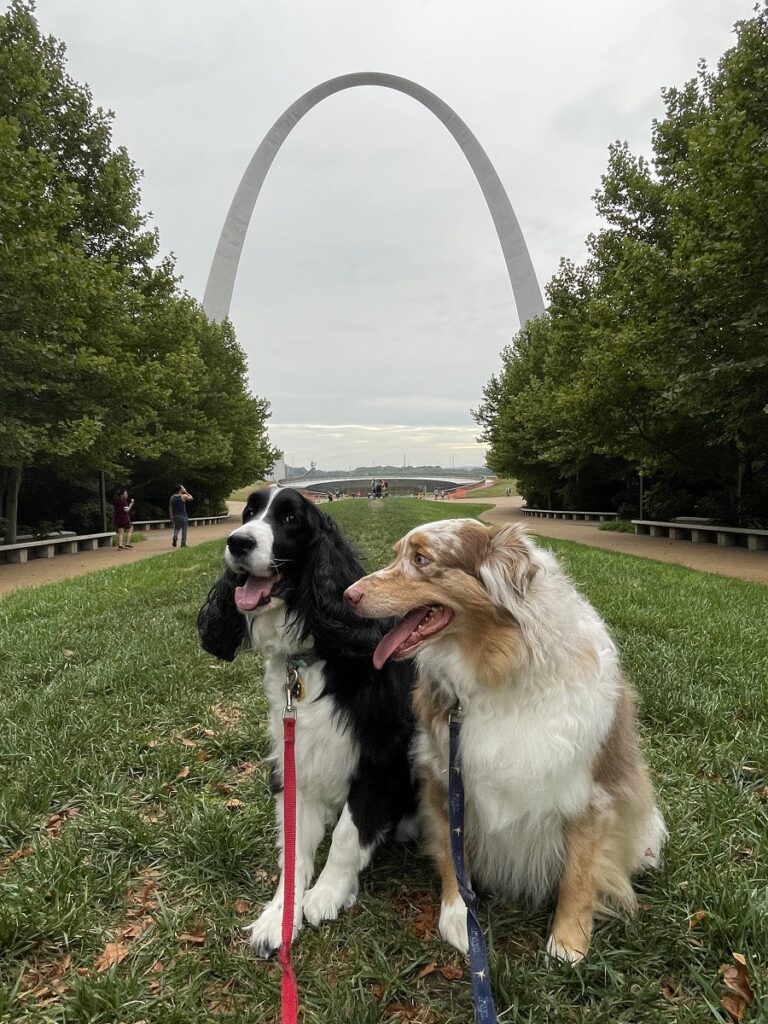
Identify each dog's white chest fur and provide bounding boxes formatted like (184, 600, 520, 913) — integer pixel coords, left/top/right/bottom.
(262, 653, 358, 813)
(417, 648, 621, 901)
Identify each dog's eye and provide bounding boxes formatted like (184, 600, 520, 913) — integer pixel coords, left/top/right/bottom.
(284, 514, 297, 524)
(414, 553, 430, 567)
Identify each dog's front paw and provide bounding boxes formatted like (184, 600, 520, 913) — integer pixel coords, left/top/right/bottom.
(545, 932, 587, 965)
(439, 898, 469, 955)
(244, 898, 302, 958)
(302, 883, 357, 926)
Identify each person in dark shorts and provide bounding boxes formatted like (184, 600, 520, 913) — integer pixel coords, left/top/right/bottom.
(113, 489, 134, 550)
(169, 485, 193, 547)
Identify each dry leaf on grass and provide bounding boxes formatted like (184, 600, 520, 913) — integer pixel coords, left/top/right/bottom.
(0, 846, 34, 872)
(177, 930, 205, 945)
(416, 961, 436, 979)
(211, 703, 243, 729)
(383, 1003, 439, 1023)
(688, 909, 707, 929)
(176, 766, 190, 780)
(438, 963, 463, 981)
(233, 898, 251, 915)
(225, 798, 245, 811)
(94, 942, 129, 972)
(719, 956, 754, 1022)
(43, 808, 81, 835)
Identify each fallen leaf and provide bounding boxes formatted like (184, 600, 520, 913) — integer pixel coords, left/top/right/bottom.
(212, 783, 232, 795)
(43, 808, 81, 835)
(225, 799, 245, 811)
(0, 846, 34, 872)
(180, 737, 198, 748)
(383, 1003, 439, 1023)
(94, 942, 129, 972)
(233, 898, 251, 915)
(195, 749, 212, 762)
(176, 766, 190, 780)
(732, 952, 747, 966)
(119, 922, 146, 941)
(720, 962, 754, 1003)
(438, 963, 463, 981)
(688, 909, 707, 929)
(62, 649, 75, 658)
(721, 993, 747, 1022)
(177, 930, 205, 945)
(416, 961, 436, 979)
(149, 960, 164, 974)
(211, 703, 242, 728)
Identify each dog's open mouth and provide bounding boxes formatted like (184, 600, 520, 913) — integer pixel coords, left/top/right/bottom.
(373, 605, 454, 669)
(234, 573, 280, 611)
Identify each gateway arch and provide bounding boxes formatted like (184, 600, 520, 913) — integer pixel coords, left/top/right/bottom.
(203, 72, 544, 326)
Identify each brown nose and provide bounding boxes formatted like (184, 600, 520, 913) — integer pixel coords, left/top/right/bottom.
(344, 584, 364, 605)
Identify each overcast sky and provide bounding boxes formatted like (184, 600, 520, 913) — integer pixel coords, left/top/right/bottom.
(32, 0, 753, 469)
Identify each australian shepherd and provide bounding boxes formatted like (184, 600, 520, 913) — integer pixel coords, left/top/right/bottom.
(344, 518, 666, 962)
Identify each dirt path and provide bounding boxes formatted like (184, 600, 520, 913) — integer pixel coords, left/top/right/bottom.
(455, 496, 768, 586)
(0, 503, 245, 600)
(3, 496, 767, 597)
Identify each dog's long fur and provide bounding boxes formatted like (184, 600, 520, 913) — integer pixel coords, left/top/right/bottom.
(345, 518, 666, 962)
(198, 487, 417, 956)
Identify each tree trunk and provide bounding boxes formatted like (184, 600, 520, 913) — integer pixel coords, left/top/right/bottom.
(5, 466, 23, 545)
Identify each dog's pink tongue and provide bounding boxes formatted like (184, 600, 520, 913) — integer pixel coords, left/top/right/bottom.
(373, 607, 431, 670)
(234, 574, 278, 610)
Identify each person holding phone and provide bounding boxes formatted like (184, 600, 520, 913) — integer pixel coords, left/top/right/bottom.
(169, 484, 193, 547)
(114, 489, 134, 550)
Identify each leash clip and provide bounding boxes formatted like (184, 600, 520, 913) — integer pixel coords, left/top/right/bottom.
(448, 701, 463, 725)
(284, 666, 300, 719)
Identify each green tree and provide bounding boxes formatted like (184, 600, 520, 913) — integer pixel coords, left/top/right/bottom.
(1, 1, 277, 540)
(477, 6, 768, 524)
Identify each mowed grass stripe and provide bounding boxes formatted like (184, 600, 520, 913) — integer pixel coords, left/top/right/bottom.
(0, 497, 765, 1023)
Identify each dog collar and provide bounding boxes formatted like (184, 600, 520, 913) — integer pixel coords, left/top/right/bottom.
(285, 651, 320, 703)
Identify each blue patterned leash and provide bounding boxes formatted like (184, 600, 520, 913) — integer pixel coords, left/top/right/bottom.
(449, 704, 499, 1024)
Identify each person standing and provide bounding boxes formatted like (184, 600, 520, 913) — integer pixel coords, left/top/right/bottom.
(169, 484, 193, 547)
(113, 489, 134, 550)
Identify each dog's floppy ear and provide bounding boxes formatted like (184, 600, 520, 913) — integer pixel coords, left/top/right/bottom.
(197, 570, 247, 662)
(299, 508, 389, 660)
(478, 523, 538, 607)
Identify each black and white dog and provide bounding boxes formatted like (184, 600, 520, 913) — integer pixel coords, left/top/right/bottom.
(197, 486, 417, 956)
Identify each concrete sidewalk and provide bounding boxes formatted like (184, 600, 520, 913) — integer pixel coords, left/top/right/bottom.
(0, 503, 245, 599)
(456, 496, 768, 586)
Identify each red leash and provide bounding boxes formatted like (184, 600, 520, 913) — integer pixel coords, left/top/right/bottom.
(278, 679, 299, 1023)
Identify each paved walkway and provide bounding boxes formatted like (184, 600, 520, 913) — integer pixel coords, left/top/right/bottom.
(2, 496, 767, 598)
(0, 503, 245, 599)
(455, 496, 768, 586)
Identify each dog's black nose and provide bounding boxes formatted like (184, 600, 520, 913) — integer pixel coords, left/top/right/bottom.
(227, 534, 256, 557)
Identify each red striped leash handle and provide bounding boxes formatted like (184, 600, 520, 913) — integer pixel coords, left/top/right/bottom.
(278, 676, 299, 1023)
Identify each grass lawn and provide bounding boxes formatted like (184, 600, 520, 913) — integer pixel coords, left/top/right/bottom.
(0, 498, 765, 1023)
(469, 478, 517, 498)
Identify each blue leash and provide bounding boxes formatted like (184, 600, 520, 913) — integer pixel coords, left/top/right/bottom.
(448, 705, 499, 1024)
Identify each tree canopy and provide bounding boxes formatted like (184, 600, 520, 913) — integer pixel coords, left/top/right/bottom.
(0, 1, 277, 541)
(476, 6, 768, 524)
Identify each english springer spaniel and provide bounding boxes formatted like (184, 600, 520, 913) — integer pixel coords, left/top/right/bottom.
(197, 486, 417, 956)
